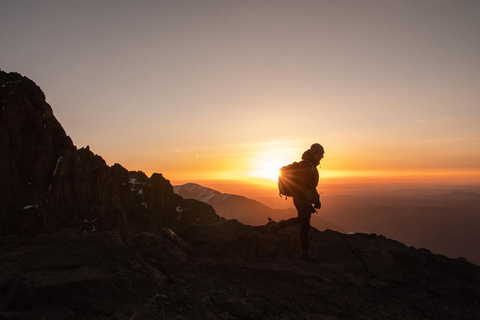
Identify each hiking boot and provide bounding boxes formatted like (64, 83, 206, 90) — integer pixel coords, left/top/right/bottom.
(301, 250, 318, 264)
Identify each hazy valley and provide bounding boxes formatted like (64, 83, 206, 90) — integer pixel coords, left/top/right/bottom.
(176, 182, 480, 265)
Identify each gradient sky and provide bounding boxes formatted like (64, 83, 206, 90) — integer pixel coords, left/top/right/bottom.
(1, 0, 479, 187)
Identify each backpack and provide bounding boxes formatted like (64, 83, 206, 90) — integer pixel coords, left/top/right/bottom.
(278, 162, 303, 199)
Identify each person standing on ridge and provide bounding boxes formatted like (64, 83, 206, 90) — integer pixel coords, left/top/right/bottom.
(274, 143, 324, 263)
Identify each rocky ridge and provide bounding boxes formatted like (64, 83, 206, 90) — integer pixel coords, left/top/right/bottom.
(2, 223, 480, 319)
(0, 71, 221, 238)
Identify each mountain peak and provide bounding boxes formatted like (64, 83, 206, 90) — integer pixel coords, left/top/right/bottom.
(174, 183, 233, 204)
(0, 72, 221, 236)
(174, 182, 346, 232)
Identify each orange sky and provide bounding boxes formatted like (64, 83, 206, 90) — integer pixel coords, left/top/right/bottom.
(1, 1, 479, 188)
(132, 137, 480, 186)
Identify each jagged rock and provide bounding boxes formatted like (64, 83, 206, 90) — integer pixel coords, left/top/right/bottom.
(174, 224, 480, 319)
(0, 72, 73, 235)
(6, 224, 479, 320)
(179, 219, 296, 262)
(0, 71, 222, 237)
(126, 228, 195, 269)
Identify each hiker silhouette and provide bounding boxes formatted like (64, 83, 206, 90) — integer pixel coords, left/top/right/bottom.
(260, 143, 324, 263)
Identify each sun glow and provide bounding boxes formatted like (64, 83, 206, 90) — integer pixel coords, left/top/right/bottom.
(245, 145, 300, 182)
(248, 162, 283, 181)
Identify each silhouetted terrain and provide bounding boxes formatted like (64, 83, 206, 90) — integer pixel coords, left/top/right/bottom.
(0, 72, 220, 238)
(176, 182, 480, 265)
(1, 71, 480, 319)
(174, 183, 345, 232)
(320, 192, 480, 265)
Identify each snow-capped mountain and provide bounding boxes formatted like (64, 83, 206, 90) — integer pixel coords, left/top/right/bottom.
(173, 183, 232, 204)
(174, 183, 345, 231)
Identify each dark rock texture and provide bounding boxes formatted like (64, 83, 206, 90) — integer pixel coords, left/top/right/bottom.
(0, 71, 221, 238)
(177, 221, 480, 319)
(0, 229, 166, 320)
(0, 72, 73, 235)
(1, 225, 480, 319)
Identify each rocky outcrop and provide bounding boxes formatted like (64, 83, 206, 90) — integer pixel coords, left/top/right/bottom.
(168, 226, 480, 320)
(0, 72, 73, 235)
(1, 224, 479, 319)
(0, 71, 221, 238)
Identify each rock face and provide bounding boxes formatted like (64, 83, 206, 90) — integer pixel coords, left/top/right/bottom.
(0, 71, 221, 237)
(0, 72, 73, 235)
(1, 224, 480, 319)
(1, 71, 480, 319)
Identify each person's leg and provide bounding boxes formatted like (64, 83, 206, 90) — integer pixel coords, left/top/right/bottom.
(293, 198, 312, 251)
(298, 210, 311, 251)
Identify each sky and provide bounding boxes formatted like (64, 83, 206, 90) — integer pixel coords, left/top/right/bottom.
(1, 0, 479, 191)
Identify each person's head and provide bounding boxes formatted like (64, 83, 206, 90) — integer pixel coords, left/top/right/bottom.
(310, 143, 324, 162)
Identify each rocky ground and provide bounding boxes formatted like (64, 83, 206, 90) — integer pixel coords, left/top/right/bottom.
(1, 221, 480, 320)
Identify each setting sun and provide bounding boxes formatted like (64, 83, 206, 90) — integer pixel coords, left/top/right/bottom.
(248, 161, 283, 181)
(244, 144, 301, 182)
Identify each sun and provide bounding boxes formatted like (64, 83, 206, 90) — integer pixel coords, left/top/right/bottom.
(248, 161, 283, 181)
(246, 150, 293, 182)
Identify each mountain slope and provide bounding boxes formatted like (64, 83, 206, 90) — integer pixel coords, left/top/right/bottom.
(173, 183, 233, 203)
(174, 182, 345, 232)
(2, 222, 480, 319)
(0, 71, 221, 237)
(321, 192, 480, 265)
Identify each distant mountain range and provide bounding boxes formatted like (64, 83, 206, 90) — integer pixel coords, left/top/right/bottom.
(175, 183, 480, 265)
(174, 183, 345, 232)
(321, 191, 480, 265)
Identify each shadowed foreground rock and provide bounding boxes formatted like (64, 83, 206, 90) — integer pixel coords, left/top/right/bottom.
(1, 223, 480, 320)
(0, 230, 164, 320)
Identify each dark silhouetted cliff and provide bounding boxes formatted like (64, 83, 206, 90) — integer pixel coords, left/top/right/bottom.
(0, 71, 221, 238)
